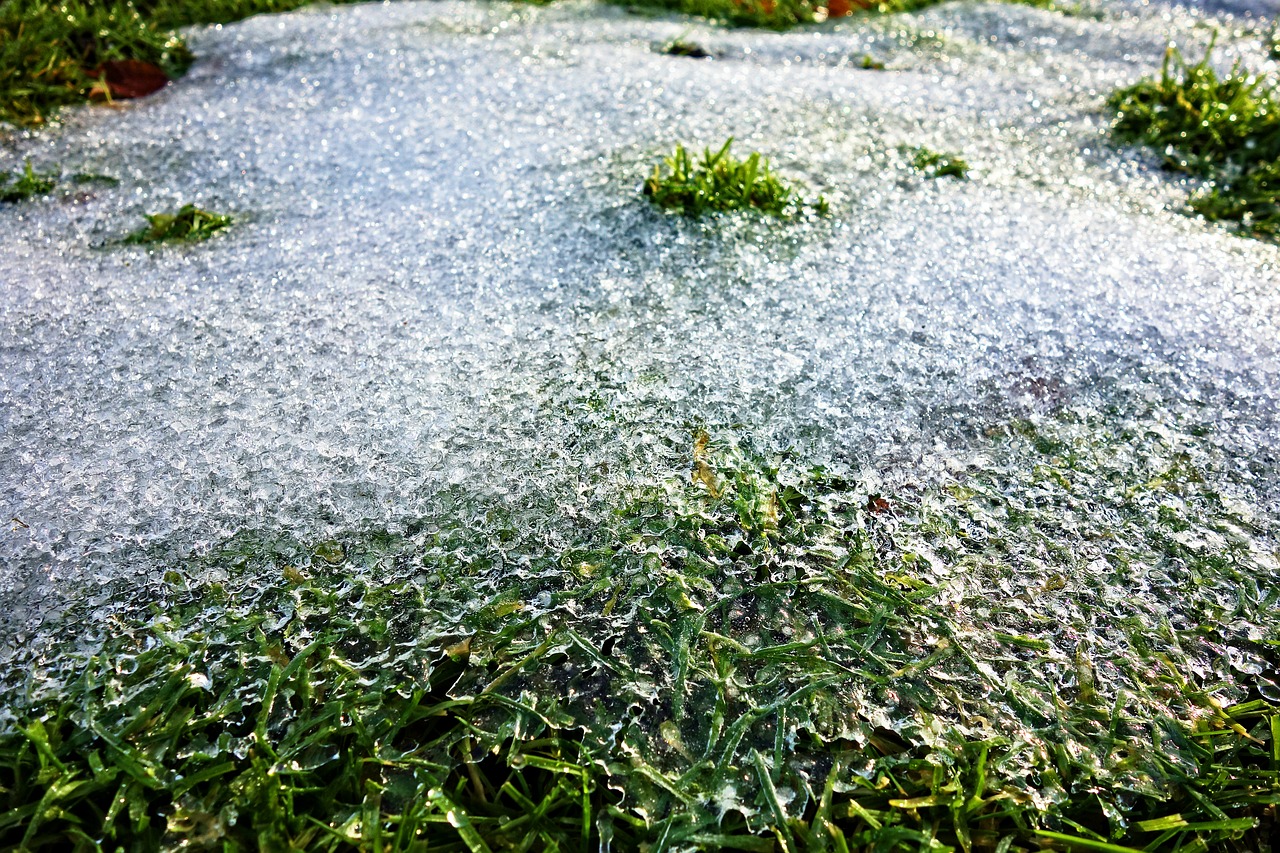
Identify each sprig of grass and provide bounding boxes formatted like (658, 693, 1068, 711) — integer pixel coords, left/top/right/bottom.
(644, 138, 828, 216)
(0, 161, 58, 202)
(910, 145, 969, 178)
(122, 203, 233, 243)
(1109, 41, 1280, 241)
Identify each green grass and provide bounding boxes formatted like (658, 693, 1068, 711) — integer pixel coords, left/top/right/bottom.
(0, 0, 192, 126)
(0, 161, 57, 202)
(664, 38, 715, 57)
(644, 138, 828, 216)
(122, 203, 233, 243)
(611, 0, 1090, 30)
(0, 0, 372, 126)
(3, 415, 1278, 850)
(1109, 42, 1280, 242)
(0, 161, 117, 202)
(910, 145, 969, 178)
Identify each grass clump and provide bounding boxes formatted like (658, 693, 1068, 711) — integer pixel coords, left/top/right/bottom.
(123, 203, 233, 243)
(0, 161, 58, 202)
(0, 161, 116, 202)
(0, 0, 369, 126)
(1109, 42, 1280, 241)
(644, 138, 828, 216)
(0, 0, 192, 126)
(664, 38, 714, 57)
(910, 145, 969, 178)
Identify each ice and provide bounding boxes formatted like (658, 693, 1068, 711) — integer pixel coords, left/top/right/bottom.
(0, 0, 1278, 641)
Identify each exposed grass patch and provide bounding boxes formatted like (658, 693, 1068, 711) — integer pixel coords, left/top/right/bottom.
(644, 138, 828, 216)
(3, 415, 1278, 849)
(0, 161, 57, 202)
(611, 0, 1090, 30)
(0, 0, 192, 126)
(664, 38, 715, 57)
(0, 162, 119, 202)
(1109, 42, 1280, 241)
(910, 145, 969, 178)
(0, 0, 370, 126)
(122, 203, 233, 243)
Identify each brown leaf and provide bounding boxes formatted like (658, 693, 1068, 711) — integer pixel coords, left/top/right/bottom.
(87, 60, 170, 100)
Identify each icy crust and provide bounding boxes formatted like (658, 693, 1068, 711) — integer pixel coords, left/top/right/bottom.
(1, 0, 1278, 610)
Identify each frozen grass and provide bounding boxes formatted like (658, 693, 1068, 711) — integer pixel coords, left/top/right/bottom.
(121, 204, 233, 244)
(644, 139, 828, 217)
(1109, 43, 1280, 242)
(4, 416, 1277, 850)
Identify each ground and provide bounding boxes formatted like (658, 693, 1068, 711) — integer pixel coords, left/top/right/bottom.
(0, 0, 1277, 849)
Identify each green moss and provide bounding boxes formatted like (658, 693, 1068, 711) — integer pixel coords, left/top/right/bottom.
(123, 203, 233, 243)
(1109, 42, 1280, 242)
(644, 138, 827, 217)
(910, 145, 969, 178)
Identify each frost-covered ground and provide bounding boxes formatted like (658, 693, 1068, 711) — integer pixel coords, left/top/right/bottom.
(0, 0, 1277, 641)
(4, 1, 1280, 845)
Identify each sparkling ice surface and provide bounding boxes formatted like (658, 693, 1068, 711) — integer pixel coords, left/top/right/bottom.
(1, 0, 1278, 641)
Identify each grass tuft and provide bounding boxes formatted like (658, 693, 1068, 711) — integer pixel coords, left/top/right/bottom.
(664, 38, 714, 57)
(1109, 41, 1280, 241)
(644, 138, 828, 216)
(0, 161, 58, 202)
(123, 203, 233, 243)
(910, 145, 969, 178)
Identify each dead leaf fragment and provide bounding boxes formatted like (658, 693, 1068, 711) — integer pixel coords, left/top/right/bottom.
(87, 60, 170, 100)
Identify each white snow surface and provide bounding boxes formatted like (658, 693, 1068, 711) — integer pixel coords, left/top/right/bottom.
(1, 0, 1278, 636)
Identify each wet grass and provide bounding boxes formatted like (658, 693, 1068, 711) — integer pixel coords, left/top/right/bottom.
(122, 203, 233, 243)
(910, 145, 969, 178)
(645, 139, 828, 216)
(1109, 43, 1280, 242)
(4, 415, 1278, 850)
